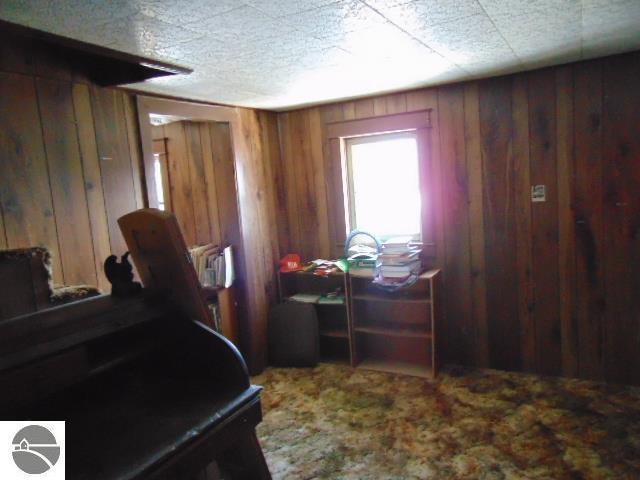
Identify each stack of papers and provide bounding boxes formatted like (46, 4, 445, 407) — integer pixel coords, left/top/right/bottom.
(318, 295, 345, 305)
(377, 237, 422, 281)
(288, 293, 321, 303)
(189, 244, 235, 288)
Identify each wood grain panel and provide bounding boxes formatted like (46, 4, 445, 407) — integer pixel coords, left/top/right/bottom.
(255, 112, 281, 303)
(342, 101, 356, 120)
(406, 89, 438, 111)
(425, 96, 445, 272)
(163, 121, 196, 245)
(556, 65, 578, 378)
(308, 108, 331, 258)
(438, 85, 472, 365)
(463, 83, 489, 367)
(277, 112, 303, 254)
(37, 77, 96, 285)
(290, 108, 329, 260)
(198, 123, 222, 247)
(184, 122, 212, 245)
(291, 110, 317, 261)
(232, 108, 272, 372)
(320, 103, 345, 123)
(573, 61, 605, 381)
(385, 93, 407, 114)
(527, 69, 561, 376)
(90, 87, 138, 257)
(209, 122, 241, 250)
(373, 96, 387, 116)
(478, 76, 520, 371)
(0, 72, 63, 283)
(123, 94, 145, 210)
(602, 53, 640, 385)
(269, 119, 292, 255)
(72, 83, 112, 292)
(354, 98, 374, 119)
(511, 75, 535, 372)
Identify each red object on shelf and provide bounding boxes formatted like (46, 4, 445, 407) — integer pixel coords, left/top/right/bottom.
(279, 254, 303, 273)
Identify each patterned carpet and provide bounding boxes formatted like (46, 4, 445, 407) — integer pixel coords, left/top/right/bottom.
(252, 364, 640, 479)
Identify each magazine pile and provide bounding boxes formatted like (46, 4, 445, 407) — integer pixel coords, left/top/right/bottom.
(373, 237, 422, 290)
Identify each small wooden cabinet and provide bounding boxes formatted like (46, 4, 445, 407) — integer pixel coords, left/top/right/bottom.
(349, 270, 441, 378)
(277, 271, 352, 364)
(202, 286, 239, 346)
(276, 269, 441, 377)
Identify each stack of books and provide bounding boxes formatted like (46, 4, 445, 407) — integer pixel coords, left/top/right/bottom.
(208, 302, 223, 333)
(376, 237, 423, 284)
(189, 244, 235, 288)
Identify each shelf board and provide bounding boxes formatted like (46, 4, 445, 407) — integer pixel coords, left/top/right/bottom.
(280, 270, 345, 277)
(285, 296, 347, 307)
(284, 297, 347, 308)
(349, 269, 440, 280)
(354, 326, 431, 339)
(357, 358, 432, 378)
(351, 294, 431, 304)
(319, 329, 349, 339)
(316, 301, 347, 307)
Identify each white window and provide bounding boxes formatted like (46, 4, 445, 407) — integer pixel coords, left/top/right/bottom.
(345, 131, 422, 241)
(153, 153, 166, 211)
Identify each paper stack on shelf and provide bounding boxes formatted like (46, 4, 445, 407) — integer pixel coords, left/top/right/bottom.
(317, 294, 345, 305)
(208, 302, 222, 333)
(189, 244, 235, 288)
(346, 242, 378, 277)
(288, 293, 322, 303)
(348, 258, 376, 277)
(375, 236, 423, 287)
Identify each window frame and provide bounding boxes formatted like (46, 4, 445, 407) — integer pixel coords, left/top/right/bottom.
(344, 130, 422, 242)
(324, 109, 434, 259)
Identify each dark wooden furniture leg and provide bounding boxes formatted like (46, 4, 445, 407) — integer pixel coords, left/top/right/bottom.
(219, 431, 271, 480)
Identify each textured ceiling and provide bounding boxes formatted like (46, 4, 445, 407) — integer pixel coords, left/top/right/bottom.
(1, 0, 639, 110)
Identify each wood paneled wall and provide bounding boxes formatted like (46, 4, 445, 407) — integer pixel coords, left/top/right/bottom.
(231, 108, 281, 372)
(274, 51, 640, 385)
(151, 121, 241, 250)
(150, 117, 281, 372)
(0, 37, 144, 292)
(2, 27, 638, 381)
(0, 35, 280, 373)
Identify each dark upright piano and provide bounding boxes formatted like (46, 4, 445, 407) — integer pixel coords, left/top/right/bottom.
(0, 209, 271, 480)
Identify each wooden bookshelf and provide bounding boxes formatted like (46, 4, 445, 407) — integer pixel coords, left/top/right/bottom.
(277, 270, 352, 365)
(357, 358, 432, 378)
(351, 294, 431, 304)
(349, 270, 441, 378)
(354, 325, 432, 339)
(275, 268, 441, 376)
(201, 285, 239, 346)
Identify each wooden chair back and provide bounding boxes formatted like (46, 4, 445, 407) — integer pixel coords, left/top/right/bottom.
(118, 209, 215, 328)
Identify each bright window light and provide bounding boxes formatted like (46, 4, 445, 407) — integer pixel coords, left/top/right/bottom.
(345, 132, 422, 240)
(153, 153, 165, 211)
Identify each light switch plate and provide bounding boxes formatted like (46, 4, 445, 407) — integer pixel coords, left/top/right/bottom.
(531, 185, 546, 202)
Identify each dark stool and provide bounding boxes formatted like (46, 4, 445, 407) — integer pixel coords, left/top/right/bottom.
(268, 303, 319, 367)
